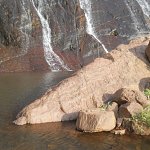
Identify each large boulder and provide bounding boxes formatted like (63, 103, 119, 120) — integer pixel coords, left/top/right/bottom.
(76, 109, 116, 132)
(118, 102, 143, 118)
(14, 37, 150, 125)
(145, 41, 150, 62)
(112, 88, 150, 107)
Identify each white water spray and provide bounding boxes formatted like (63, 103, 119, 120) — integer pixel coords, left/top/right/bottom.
(30, 0, 71, 71)
(79, 0, 108, 53)
(135, 0, 150, 18)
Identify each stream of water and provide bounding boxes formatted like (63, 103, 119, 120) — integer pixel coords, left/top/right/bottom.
(135, 0, 150, 18)
(79, 0, 108, 53)
(31, 0, 71, 71)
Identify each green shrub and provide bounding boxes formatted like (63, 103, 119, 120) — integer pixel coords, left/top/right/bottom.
(144, 89, 150, 100)
(132, 106, 150, 127)
(99, 101, 112, 110)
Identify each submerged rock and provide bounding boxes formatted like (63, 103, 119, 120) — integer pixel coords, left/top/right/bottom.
(76, 109, 116, 132)
(14, 37, 150, 125)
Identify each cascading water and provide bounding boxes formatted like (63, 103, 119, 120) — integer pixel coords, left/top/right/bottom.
(20, 0, 32, 55)
(79, 0, 108, 53)
(124, 0, 141, 34)
(124, 0, 150, 35)
(30, 0, 71, 71)
(135, 0, 150, 18)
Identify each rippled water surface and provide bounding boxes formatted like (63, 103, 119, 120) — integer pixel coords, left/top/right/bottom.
(0, 72, 150, 150)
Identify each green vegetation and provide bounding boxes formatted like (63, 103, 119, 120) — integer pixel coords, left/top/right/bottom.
(99, 101, 112, 110)
(132, 106, 150, 127)
(99, 104, 108, 110)
(144, 88, 150, 100)
(110, 29, 119, 36)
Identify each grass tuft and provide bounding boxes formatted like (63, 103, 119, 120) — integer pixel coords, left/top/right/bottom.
(132, 106, 150, 127)
(144, 89, 150, 100)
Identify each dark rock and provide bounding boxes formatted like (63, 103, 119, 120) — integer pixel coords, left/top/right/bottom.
(145, 41, 150, 62)
(118, 102, 143, 118)
(113, 88, 137, 105)
(112, 88, 150, 107)
(116, 118, 123, 128)
(122, 118, 134, 133)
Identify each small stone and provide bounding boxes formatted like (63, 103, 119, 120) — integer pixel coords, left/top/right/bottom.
(111, 129, 126, 135)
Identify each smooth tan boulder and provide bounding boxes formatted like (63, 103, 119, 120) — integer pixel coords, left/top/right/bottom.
(76, 109, 116, 132)
(119, 102, 143, 118)
(14, 37, 150, 125)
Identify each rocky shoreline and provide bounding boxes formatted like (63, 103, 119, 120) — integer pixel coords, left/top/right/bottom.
(76, 88, 150, 135)
(14, 36, 150, 135)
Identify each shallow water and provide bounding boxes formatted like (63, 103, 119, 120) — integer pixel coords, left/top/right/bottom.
(0, 72, 150, 150)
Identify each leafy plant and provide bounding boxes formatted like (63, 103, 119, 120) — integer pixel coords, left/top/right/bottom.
(132, 106, 150, 127)
(99, 101, 112, 110)
(144, 89, 150, 100)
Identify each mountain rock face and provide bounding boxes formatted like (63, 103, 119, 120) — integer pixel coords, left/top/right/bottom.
(0, 0, 150, 72)
(14, 36, 150, 125)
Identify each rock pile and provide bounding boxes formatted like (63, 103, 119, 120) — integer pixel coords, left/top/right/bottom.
(76, 88, 150, 135)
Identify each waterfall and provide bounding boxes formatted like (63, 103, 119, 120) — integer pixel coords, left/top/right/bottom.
(79, 0, 108, 53)
(135, 0, 150, 18)
(20, 0, 32, 55)
(30, 0, 71, 71)
(124, 0, 140, 34)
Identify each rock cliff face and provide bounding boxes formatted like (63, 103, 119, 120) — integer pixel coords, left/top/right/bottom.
(14, 36, 150, 125)
(0, 0, 150, 72)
